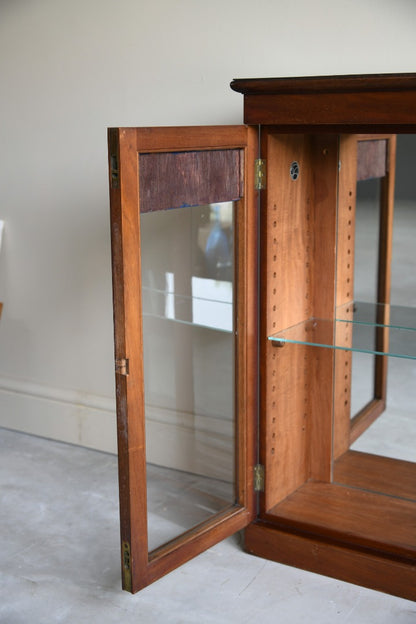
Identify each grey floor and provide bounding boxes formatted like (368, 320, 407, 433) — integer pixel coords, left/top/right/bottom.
(146, 463, 233, 552)
(1, 427, 415, 624)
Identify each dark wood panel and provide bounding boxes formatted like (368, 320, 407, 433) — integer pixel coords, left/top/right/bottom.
(231, 73, 416, 96)
(357, 139, 387, 180)
(334, 450, 416, 501)
(239, 123, 416, 134)
(240, 92, 416, 127)
(139, 149, 243, 213)
(231, 75, 416, 129)
(245, 520, 416, 601)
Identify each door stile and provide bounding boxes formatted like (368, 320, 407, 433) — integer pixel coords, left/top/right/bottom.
(372, 135, 396, 402)
(235, 126, 259, 510)
(109, 127, 149, 591)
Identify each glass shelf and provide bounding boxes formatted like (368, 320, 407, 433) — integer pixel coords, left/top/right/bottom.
(335, 301, 416, 330)
(268, 301, 416, 360)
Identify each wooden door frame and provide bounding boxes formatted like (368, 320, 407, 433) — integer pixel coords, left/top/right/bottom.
(108, 125, 258, 592)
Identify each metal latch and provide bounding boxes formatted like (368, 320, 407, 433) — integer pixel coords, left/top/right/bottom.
(255, 158, 266, 190)
(254, 464, 265, 492)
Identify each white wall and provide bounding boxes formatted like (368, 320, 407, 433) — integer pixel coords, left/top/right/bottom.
(0, 0, 415, 453)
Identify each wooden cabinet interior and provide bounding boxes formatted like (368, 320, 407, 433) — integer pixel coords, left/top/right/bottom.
(108, 74, 416, 599)
(231, 74, 416, 601)
(252, 129, 415, 598)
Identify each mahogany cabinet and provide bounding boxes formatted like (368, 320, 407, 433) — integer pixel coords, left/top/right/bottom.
(108, 74, 416, 599)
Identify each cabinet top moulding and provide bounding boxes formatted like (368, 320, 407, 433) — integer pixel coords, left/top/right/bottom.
(230, 72, 416, 130)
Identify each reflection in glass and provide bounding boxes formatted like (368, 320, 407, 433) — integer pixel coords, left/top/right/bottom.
(350, 179, 380, 415)
(351, 355, 415, 465)
(351, 184, 416, 468)
(329, 137, 416, 504)
(140, 202, 236, 552)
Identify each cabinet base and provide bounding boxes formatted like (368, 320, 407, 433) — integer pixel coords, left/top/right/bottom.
(244, 520, 416, 601)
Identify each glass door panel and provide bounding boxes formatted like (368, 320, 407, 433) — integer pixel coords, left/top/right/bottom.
(140, 201, 237, 551)
(350, 177, 381, 415)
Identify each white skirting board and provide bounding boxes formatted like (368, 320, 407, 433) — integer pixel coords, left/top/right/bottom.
(0, 376, 118, 454)
(0, 377, 234, 481)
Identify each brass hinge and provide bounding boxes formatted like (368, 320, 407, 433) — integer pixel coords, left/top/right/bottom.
(115, 358, 129, 376)
(254, 464, 265, 492)
(254, 158, 266, 190)
(122, 541, 132, 592)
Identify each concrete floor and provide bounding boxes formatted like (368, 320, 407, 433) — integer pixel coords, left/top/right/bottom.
(0, 427, 415, 624)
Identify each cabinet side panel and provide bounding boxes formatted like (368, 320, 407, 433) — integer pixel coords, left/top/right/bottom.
(260, 134, 338, 510)
(260, 134, 311, 509)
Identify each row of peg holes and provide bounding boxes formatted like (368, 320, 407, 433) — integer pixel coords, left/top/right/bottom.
(270, 350, 277, 455)
(271, 207, 278, 331)
(268, 186, 354, 456)
(270, 207, 279, 455)
(269, 189, 353, 452)
(346, 189, 354, 299)
(343, 189, 354, 408)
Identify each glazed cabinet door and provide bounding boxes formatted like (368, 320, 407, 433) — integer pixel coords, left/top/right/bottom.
(108, 126, 258, 592)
